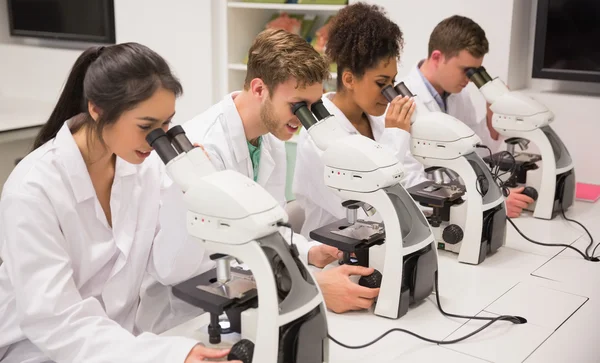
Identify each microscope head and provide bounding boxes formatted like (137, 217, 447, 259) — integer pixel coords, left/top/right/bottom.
(381, 82, 480, 157)
(291, 100, 348, 151)
(146, 127, 287, 244)
(292, 100, 405, 191)
(466, 67, 553, 131)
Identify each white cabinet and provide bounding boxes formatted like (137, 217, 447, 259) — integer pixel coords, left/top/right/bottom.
(214, 1, 348, 100)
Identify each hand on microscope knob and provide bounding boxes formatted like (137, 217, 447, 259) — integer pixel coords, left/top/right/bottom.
(184, 344, 241, 363)
(385, 95, 415, 132)
(506, 186, 535, 218)
(307, 244, 344, 268)
(315, 265, 380, 314)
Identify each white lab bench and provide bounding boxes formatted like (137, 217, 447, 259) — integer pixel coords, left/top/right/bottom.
(161, 201, 600, 363)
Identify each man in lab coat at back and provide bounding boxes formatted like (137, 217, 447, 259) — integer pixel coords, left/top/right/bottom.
(401, 15, 534, 218)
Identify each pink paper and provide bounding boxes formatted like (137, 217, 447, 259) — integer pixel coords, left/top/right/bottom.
(576, 182, 600, 202)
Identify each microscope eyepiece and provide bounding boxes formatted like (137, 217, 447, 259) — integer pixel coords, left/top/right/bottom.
(465, 67, 490, 89)
(166, 125, 194, 154)
(310, 99, 332, 121)
(381, 82, 415, 102)
(291, 101, 319, 129)
(478, 67, 493, 82)
(146, 128, 178, 165)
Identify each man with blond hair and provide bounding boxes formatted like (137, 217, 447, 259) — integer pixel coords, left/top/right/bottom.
(184, 29, 380, 314)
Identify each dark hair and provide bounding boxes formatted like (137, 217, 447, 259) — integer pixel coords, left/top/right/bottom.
(33, 42, 183, 150)
(326, 2, 403, 89)
(428, 15, 489, 58)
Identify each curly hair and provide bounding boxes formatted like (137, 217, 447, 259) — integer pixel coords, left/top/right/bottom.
(326, 2, 403, 89)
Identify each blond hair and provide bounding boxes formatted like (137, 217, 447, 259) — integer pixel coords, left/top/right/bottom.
(244, 28, 330, 91)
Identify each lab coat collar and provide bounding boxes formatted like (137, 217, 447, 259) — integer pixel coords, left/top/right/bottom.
(224, 92, 250, 166)
(257, 134, 275, 185)
(55, 121, 96, 203)
(322, 93, 386, 141)
(407, 61, 437, 107)
(55, 120, 137, 204)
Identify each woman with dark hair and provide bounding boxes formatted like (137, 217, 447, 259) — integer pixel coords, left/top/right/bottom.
(293, 3, 428, 258)
(0, 43, 239, 363)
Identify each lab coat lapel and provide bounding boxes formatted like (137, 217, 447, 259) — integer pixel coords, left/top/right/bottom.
(108, 157, 138, 278)
(322, 94, 358, 135)
(323, 93, 383, 140)
(406, 64, 442, 113)
(54, 122, 96, 203)
(225, 93, 253, 178)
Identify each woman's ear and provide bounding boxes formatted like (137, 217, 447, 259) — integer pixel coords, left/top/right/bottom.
(88, 101, 101, 122)
(341, 70, 355, 91)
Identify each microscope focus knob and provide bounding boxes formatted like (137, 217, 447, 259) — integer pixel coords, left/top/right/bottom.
(359, 269, 383, 289)
(442, 224, 464, 245)
(228, 339, 254, 363)
(522, 186, 538, 201)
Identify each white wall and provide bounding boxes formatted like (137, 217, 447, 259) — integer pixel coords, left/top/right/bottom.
(0, 0, 213, 126)
(114, 0, 213, 124)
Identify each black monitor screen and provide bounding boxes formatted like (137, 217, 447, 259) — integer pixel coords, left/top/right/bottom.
(533, 0, 600, 83)
(8, 0, 115, 43)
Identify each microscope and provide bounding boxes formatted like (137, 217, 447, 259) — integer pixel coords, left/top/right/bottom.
(467, 67, 575, 220)
(380, 82, 507, 265)
(146, 126, 329, 363)
(291, 100, 437, 320)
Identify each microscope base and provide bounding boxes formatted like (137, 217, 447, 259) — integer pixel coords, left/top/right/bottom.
(484, 152, 576, 219)
(310, 221, 437, 318)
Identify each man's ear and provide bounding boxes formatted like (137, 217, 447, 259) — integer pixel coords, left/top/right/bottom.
(430, 50, 444, 66)
(88, 101, 101, 122)
(249, 78, 269, 100)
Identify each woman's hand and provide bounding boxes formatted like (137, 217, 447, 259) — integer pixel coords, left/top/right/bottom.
(385, 96, 415, 132)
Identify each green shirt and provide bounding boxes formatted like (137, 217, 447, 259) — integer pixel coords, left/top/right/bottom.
(247, 137, 262, 182)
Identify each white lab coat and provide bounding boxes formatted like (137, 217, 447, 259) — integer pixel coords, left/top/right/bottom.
(401, 63, 504, 153)
(0, 122, 209, 363)
(182, 92, 314, 261)
(292, 93, 429, 239)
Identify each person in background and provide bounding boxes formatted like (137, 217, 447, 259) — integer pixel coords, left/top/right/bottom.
(184, 28, 380, 314)
(401, 15, 534, 217)
(293, 2, 426, 245)
(0, 43, 239, 363)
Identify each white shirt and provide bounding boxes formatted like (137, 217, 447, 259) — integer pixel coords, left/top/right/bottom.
(183, 92, 314, 261)
(0, 122, 208, 363)
(292, 93, 429, 240)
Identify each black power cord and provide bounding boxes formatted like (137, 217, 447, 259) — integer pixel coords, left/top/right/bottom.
(506, 217, 597, 261)
(476, 144, 598, 261)
(328, 272, 526, 348)
(555, 175, 597, 261)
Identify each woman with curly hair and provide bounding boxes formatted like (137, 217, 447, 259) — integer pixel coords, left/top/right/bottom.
(293, 3, 428, 262)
